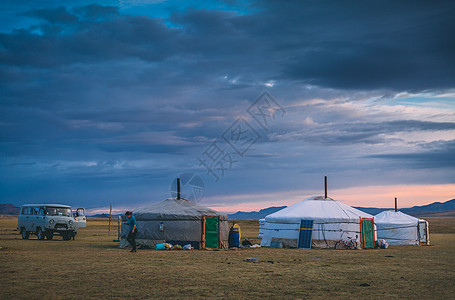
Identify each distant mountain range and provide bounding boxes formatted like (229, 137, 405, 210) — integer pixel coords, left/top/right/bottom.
(2, 199, 454, 218)
(354, 199, 455, 215)
(90, 213, 122, 218)
(227, 206, 287, 219)
(227, 198, 455, 219)
(0, 203, 20, 215)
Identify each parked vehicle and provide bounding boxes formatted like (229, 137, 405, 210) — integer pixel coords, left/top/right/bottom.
(17, 204, 86, 240)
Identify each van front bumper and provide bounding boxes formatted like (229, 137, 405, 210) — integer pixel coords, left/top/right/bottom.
(47, 224, 75, 231)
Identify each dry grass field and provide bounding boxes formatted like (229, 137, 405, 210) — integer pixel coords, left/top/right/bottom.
(1, 215, 455, 299)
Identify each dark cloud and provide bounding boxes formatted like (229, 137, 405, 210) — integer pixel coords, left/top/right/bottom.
(1, 1, 455, 207)
(22, 6, 78, 25)
(2, 1, 454, 90)
(366, 140, 455, 169)
(269, 120, 455, 146)
(72, 4, 119, 21)
(0, 16, 179, 67)
(385, 120, 455, 132)
(268, 1, 455, 91)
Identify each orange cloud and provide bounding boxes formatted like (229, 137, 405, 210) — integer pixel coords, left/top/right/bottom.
(334, 184, 455, 208)
(207, 184, 455, 213)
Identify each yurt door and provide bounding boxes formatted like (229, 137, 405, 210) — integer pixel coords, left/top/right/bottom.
(297, 220, 313, 249)
(203, 216, 220, 248)
(418, 222, 427, 245)
(360, 218, 375, 248)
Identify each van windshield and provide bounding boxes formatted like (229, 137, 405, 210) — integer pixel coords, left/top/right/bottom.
(45, 207, 72, 217)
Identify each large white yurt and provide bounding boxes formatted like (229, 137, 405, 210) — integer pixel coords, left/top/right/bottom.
(375, 210, 430, 245)
(120, 198, 229, 249)
(260, 196, 376, 248)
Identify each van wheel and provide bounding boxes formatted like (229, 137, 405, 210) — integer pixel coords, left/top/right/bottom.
(46, 234, 53, 240)
(21, 228, 30, 239)
(36, 228, 45, 240)
(62, 233, 71, 241)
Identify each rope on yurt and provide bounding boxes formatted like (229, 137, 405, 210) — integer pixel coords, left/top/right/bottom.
(376, 237, 417, 241)
(333, 200, 352, 219)
(320, 223, 329, 247)
(377, 225, 417, 230)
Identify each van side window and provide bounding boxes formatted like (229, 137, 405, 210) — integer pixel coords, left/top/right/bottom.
(21, 207, 30, 215)
(38, 208, 45, 215)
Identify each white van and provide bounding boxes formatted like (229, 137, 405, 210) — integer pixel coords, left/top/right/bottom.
(17, 204, 86, 240)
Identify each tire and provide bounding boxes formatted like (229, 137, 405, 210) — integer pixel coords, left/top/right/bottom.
(21, 228, 30, 240)
(36, 228, 45, 240)
(45, 234, 53, 240)
(62, 233, 71, 241)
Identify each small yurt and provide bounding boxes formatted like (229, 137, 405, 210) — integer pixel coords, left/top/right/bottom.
(375, 210, 430, 245)
(260, 196, 376, 248)
(120, 197, 229, 249)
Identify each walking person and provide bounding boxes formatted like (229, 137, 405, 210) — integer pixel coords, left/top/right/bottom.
(124, 211, 137, 252)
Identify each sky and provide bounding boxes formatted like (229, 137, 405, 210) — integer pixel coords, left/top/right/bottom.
(1, 0, 454, 214)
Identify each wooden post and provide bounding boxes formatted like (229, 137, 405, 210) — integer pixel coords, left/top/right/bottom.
(324, 176, 327, 198)
(202, 216, 206, 249)
(177, 178, 181, 200)
(395, 197, 397, 212)
(108, 204, 112, 235)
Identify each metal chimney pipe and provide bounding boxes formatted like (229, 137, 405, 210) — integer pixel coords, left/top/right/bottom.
(324, 176, 327, 198)
(177, 178, 181, 200)
(395, 197, 397, 212)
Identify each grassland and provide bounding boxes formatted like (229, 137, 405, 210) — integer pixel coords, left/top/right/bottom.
(1, 216, 454, 299)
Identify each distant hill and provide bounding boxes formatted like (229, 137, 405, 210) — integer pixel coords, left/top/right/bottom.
(228, 198, 455, 219)
(89, 213, 121, 218)
(228, 206, 286, 219)
(403, 199, 455, 213)
(0, 204, 20, 215)
(90, 213, 111, 218)
(354, 199, 455, 215)
(408, 210, 455, 218)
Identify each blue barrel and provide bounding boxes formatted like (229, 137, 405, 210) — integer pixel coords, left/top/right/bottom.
(229, 227, 240, 248)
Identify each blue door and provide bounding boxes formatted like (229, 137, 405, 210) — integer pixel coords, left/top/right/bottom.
(298, 220, 313, 249)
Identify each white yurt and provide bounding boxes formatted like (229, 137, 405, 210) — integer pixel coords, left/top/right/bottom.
(375, 210, 430, 245)
(260, 196, 375, 248)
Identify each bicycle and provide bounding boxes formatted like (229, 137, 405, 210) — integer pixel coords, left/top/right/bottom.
(335, 235, 359, 250)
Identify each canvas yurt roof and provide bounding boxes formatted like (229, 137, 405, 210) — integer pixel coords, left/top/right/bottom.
(375, 210, 424, 225)
(134, 198, 228, 220)
(266, 196, 374, 223)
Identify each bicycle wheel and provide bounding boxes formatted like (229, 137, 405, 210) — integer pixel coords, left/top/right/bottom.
(335, 240, 342, 249)
(348, 241, 356, 250)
